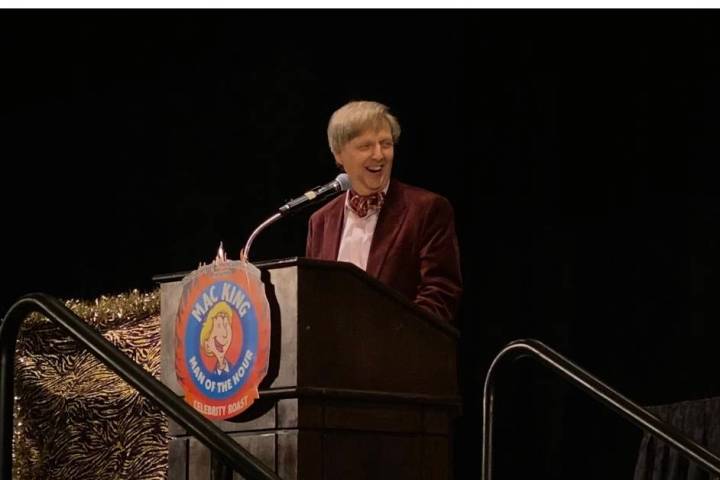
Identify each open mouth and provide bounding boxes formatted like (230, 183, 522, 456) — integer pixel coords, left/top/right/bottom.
(214, 337, 225, 353)
(365, 165, 383, 173)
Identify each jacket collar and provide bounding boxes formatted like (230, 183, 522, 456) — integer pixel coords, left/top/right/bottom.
(366, 180, 408, 278)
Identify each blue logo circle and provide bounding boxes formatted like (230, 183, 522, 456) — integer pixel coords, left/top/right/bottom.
(183, 281, 258, 400)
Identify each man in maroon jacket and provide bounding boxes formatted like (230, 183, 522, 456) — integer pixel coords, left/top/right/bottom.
(306, 100, 463, 323)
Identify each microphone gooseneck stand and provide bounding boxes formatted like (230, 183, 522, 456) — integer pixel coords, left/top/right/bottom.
(242, 174, 350, 262)
(241, 212, 282, 262)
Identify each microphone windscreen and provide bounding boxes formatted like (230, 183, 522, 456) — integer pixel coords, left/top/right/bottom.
(335, 173, 351, 192)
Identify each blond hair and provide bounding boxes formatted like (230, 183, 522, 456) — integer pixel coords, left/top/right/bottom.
(200, 302, 232, 357)
(327, 101, 401, 154)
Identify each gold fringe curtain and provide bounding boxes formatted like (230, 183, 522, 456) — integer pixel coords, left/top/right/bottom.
(12, 290, 168, 480)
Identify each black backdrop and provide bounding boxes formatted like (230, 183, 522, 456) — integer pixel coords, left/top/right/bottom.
(3, 11, 720, 479)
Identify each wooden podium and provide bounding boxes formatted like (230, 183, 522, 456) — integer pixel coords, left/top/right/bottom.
(156, 258, 460, 479)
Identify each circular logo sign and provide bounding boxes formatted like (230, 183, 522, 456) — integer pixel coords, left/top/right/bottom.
(175, 261, 270, 420)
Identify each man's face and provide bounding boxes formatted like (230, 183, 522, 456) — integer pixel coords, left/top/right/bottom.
(334, 126, 394, 196)
(204, 313, 232, 363)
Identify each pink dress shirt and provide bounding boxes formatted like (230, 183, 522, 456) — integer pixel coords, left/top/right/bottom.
(336, 185, 389, 271)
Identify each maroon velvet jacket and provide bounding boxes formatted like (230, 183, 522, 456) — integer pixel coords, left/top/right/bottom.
(306, 180, 463, 322)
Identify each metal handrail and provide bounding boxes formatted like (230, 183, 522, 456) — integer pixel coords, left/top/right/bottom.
(482, 339, 720, 479)
(0, 293, 281, 480)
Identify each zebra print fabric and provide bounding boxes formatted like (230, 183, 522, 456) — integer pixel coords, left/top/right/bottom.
(12, 290, 168, 480)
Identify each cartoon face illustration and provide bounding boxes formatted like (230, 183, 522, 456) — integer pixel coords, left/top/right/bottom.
(200, 302, 233, 374)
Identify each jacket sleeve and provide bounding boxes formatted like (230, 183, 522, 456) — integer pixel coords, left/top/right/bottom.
(413, 196, 463, 323)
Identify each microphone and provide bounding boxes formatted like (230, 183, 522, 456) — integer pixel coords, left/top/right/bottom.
(278, 173, 351, 215)
(241, 173, 351, 261)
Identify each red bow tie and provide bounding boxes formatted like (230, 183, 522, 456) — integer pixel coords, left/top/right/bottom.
(348, 190, 385, 218)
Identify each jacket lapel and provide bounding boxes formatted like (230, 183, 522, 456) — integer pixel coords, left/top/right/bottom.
(323, 196, 346, 261)
(366, 181, 407, 278)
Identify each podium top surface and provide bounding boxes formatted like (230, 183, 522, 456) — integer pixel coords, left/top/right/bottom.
(153, 257, 459, 338)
